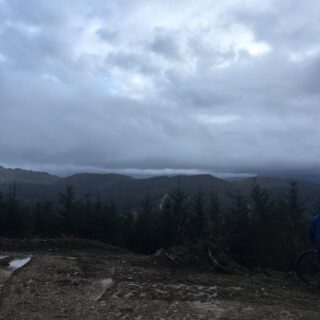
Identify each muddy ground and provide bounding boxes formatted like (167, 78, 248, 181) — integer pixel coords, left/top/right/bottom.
(0, 247, 320, 319)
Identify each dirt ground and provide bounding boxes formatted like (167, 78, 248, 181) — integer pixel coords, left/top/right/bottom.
(0, 248, 320, 320)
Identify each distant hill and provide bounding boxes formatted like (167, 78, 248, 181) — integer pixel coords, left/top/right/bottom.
(0, 170, 235, 206)
(45, 173, 233, 206)
(1, 166, 320, 209)
(231, 176, 320, 201)
(0, 166, 59, 185)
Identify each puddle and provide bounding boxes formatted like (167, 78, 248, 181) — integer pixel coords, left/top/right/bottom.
(9, 257, 32, 270)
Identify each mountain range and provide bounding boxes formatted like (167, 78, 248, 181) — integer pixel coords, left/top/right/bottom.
(1, 165, 320, 209)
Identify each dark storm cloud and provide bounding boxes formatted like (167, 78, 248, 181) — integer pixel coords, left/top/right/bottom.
(1, 0, 320, 176)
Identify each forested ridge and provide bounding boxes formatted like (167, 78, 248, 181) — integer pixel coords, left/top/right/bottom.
(0, 179, 315, 271)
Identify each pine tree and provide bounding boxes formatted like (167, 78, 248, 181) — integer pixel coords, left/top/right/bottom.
(0, 191, 5, 236)
(5, 185, 23, 237)
(228, 191, 252, 265)
(157, 197, 175, 248)
(102, 199, 118, 243)
(119, 206, 135, 250)
(250, 179, 274, 267)
(207, 192, 223, 241)
(34, 200, 58, 237)
(91, 193, 104, 239)
(281, 181, 306, 269)
(76, 194, 93, 238)
(58, 185, 76, 234)
(189, 191, 205, 241)
(135, 195, 154, 253)
(170, 182, 189, 245)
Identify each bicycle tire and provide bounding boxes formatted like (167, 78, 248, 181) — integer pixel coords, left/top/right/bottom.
(296, 249, 320, 287)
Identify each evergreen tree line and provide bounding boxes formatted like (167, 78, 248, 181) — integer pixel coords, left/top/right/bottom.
(0, 180, 315, 270)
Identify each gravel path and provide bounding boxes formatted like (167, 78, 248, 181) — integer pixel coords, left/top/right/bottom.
(0, 250, 319, 319)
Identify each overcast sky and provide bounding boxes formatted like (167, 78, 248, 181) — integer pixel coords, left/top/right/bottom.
(0, 0, 320, 177)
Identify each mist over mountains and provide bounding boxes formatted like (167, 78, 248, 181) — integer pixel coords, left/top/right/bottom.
(1, 165, 320, 210)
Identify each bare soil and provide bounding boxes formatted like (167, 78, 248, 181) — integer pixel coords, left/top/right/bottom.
(0, 247, 319, 319)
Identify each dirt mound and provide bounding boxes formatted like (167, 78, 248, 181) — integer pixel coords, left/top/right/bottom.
(153, 241, 242, 273)
(0, 237, 128, 253)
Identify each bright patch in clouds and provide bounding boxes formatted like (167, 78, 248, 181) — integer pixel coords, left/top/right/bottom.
(42, 73, 60, 83)
(197, 114, 242, 125)
(75, 19, 111, 58)
(0, 52, 6, 62)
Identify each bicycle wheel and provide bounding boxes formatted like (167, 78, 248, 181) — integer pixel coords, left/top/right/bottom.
(297, 250, 320, 287)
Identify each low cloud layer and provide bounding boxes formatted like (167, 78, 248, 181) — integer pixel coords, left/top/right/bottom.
(1, 0, 320, 176)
